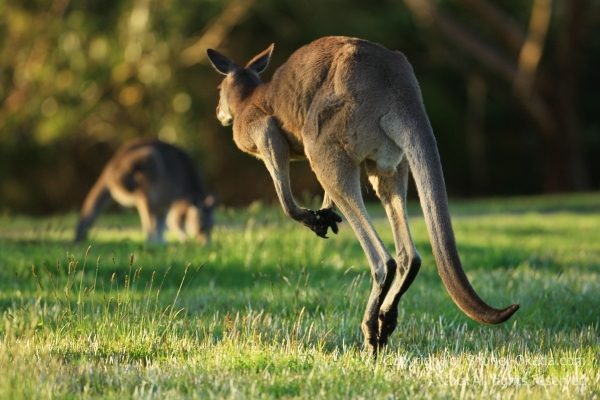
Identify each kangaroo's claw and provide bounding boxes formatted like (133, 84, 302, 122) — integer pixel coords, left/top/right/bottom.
(301, 208, 342, 238)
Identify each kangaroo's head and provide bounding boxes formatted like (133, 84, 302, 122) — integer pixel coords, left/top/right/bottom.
(206, 44, 274, 126)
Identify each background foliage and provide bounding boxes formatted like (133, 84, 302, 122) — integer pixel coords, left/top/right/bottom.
(0, 0, 598, 213)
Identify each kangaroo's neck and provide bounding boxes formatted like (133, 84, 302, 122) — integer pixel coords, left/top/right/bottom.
(239, 82, 273, 116)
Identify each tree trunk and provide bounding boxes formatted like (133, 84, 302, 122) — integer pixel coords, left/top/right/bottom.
(465, 74, 488, 193)
(553, 0, 590, 190)
(535, 0, 590, 192)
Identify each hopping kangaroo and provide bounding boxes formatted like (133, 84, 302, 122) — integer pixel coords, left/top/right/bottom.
(75, 139, 215, 244)
(207, 36, 518, 352)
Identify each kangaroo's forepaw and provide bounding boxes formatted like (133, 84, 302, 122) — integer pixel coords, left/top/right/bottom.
(301, 208, 342, 238)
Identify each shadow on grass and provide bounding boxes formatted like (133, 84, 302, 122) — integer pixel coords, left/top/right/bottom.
(1, 230, 598, 357)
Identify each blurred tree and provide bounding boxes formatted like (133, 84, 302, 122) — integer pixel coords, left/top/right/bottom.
(403, 0, 593, 191)
(0, 0, 598, 214)
(0, 0, 222, 212)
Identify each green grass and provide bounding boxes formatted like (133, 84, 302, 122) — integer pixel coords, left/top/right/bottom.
(0, 193, 598, 399)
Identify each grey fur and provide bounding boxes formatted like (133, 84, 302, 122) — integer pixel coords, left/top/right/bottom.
(75, 139, 215, 244)
(207, 36, 518, 353)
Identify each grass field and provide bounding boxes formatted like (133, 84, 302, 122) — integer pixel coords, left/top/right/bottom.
(0, 193, 598, 399)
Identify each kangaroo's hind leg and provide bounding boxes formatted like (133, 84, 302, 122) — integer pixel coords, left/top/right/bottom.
(307, 145, 396, 353)
(75, 174, 113, 242)
(136, 196, 165, 243)
(366, 158, 421, 347)
(167, 201, 189, 242)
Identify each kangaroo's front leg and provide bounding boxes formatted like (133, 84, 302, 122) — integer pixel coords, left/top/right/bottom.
(253, 118, 341, 238)
(321, 192, 335, 210)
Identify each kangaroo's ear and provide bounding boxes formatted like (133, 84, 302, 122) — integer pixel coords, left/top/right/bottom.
(245, 43, 274, 74)
(206, 49, 237, 75)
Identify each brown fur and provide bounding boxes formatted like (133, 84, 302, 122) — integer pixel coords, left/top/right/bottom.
(75, 139, 215, 244)
(208, 36, 518, 353)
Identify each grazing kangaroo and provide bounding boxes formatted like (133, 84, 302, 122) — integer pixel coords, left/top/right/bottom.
(75, 138, 215, 244)
(207, 36, 518, 352)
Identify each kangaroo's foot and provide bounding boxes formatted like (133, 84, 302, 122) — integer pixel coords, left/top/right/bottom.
(360, 259, 397, 356)
(376, 255, 422, 347)
(362, 319, 381, 356)
(377, 308, 398, 348)
(299, 208, 342, 238)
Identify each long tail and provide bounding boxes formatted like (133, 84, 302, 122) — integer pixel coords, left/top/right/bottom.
(404, 120, 519, 324)
(75, 175, 112, 242)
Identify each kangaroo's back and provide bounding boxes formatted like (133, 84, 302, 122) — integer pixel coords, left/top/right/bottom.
(105, 139, 206, 208)
(267, 36, 420, 141)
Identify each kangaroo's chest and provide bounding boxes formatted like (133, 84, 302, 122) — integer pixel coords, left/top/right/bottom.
(233, 129, 260, 158)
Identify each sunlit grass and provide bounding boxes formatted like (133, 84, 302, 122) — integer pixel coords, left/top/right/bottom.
(0, 193, 598, 398)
